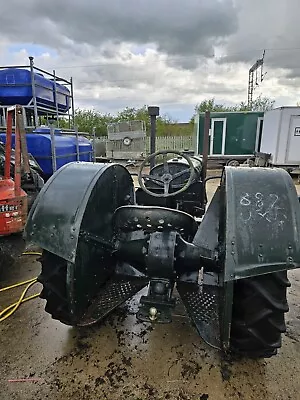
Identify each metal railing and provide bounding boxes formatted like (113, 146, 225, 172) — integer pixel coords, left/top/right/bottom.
(0, 57, 75, 130)
(48, 124, 96, 173)
(94, 136, 195, 159)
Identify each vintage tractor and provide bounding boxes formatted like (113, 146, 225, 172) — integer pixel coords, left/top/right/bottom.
(24, 150, 300, 358)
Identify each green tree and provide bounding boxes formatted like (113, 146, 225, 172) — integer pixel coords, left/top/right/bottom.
(59, 108, 114, 136)
(116, 105, 176, 136)
(193, 98, 231, 113)
(74, 109, 115, 136)
(58, 106, 178, 137)
(192, 95, 275, 121)
(248, 96, 275, 112)
(116, 106, 141, 121)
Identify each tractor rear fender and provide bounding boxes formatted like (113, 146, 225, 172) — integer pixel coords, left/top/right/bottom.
(222, 166, 300, 281)
(24, 162, 134, 263)
(219, 166, 300, 350)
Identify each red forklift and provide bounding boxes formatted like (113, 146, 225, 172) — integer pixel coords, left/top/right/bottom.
(0, 106, 44, 273)
(0, 105, 44, 236)
(0, 106, 29, 236)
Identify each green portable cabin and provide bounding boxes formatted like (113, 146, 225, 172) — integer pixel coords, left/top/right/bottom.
(194, 111, 264, 159)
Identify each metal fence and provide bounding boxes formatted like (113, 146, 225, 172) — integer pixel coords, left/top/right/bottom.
(94, 136, 194, 157)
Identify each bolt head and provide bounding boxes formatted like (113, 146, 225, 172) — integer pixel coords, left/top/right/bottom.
(149, 307, 158, 321)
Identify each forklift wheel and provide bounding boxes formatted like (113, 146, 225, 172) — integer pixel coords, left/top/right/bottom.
(230, 271, 290, 358)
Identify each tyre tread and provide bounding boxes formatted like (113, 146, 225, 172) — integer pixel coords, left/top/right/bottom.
(230, 271, 290, 358)
(38, 250, 74, 325)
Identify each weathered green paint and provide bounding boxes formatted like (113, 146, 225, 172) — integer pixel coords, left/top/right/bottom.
(24, 162, 135, 319)
(195, 111, 264, 156)
(223, 166, 300, 281)
(219, 166, 300, 349)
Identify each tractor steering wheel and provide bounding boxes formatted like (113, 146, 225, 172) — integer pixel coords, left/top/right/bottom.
(138, 150, 195, 198)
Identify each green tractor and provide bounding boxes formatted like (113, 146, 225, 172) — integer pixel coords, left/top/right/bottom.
(24, 150, 300, 358)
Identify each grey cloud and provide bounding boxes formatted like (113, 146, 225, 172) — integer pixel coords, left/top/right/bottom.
(285, 70, 300, 79)
(0, 0, 298, 116)
(278, 76, 300, 87)
(0, 0, 238, 64)
(217, 0, 300, 78)
(72, 57, 246, 96)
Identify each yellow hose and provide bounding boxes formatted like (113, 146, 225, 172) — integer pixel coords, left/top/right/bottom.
(21, 251, 42, 257)
(0, 280, 39, 322)
(0, 277, 37, 292)
(0, 251, 42, 322)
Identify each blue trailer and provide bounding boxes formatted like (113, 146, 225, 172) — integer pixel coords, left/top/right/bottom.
(0, 57, 95, 179)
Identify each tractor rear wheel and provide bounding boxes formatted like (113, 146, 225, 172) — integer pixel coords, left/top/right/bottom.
(230, 271, 291, 358)
(38, 250, 75, 325)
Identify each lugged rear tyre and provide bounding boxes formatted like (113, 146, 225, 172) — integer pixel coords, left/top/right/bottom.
(230, 271, 291, 358)
(38, 250, 74, 325)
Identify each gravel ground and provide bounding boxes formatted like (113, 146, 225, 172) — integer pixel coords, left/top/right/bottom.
(0, 176, 299, 400)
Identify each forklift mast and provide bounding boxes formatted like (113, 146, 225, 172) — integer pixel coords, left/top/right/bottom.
(0, 105, 29, 236)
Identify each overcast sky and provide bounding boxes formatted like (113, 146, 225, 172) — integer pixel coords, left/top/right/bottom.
(0, 0, 299, 121)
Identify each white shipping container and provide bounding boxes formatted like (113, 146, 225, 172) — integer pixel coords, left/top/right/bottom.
(260, 107, 300, 166)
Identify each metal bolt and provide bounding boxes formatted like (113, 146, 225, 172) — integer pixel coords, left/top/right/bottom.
(231, 251, 235, 255)
(231, 241, 235, 245)
(149, 307, 158, 321)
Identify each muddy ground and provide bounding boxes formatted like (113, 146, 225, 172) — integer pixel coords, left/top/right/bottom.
(0, 177, 300, 400)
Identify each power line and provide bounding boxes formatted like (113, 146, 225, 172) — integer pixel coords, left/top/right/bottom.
(76, 79, 300, 87)
(77, 97, 198, 106)
(74, 66, 300, 86)
(53, 47, 300, 70)
(78, 79, 152, 84)
(75, 80, 300, 103)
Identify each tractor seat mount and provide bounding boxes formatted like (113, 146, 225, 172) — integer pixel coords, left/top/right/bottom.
(113, 205, 198, 240)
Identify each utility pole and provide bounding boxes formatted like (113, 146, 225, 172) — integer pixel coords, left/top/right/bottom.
(247, 50, 266, 109)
